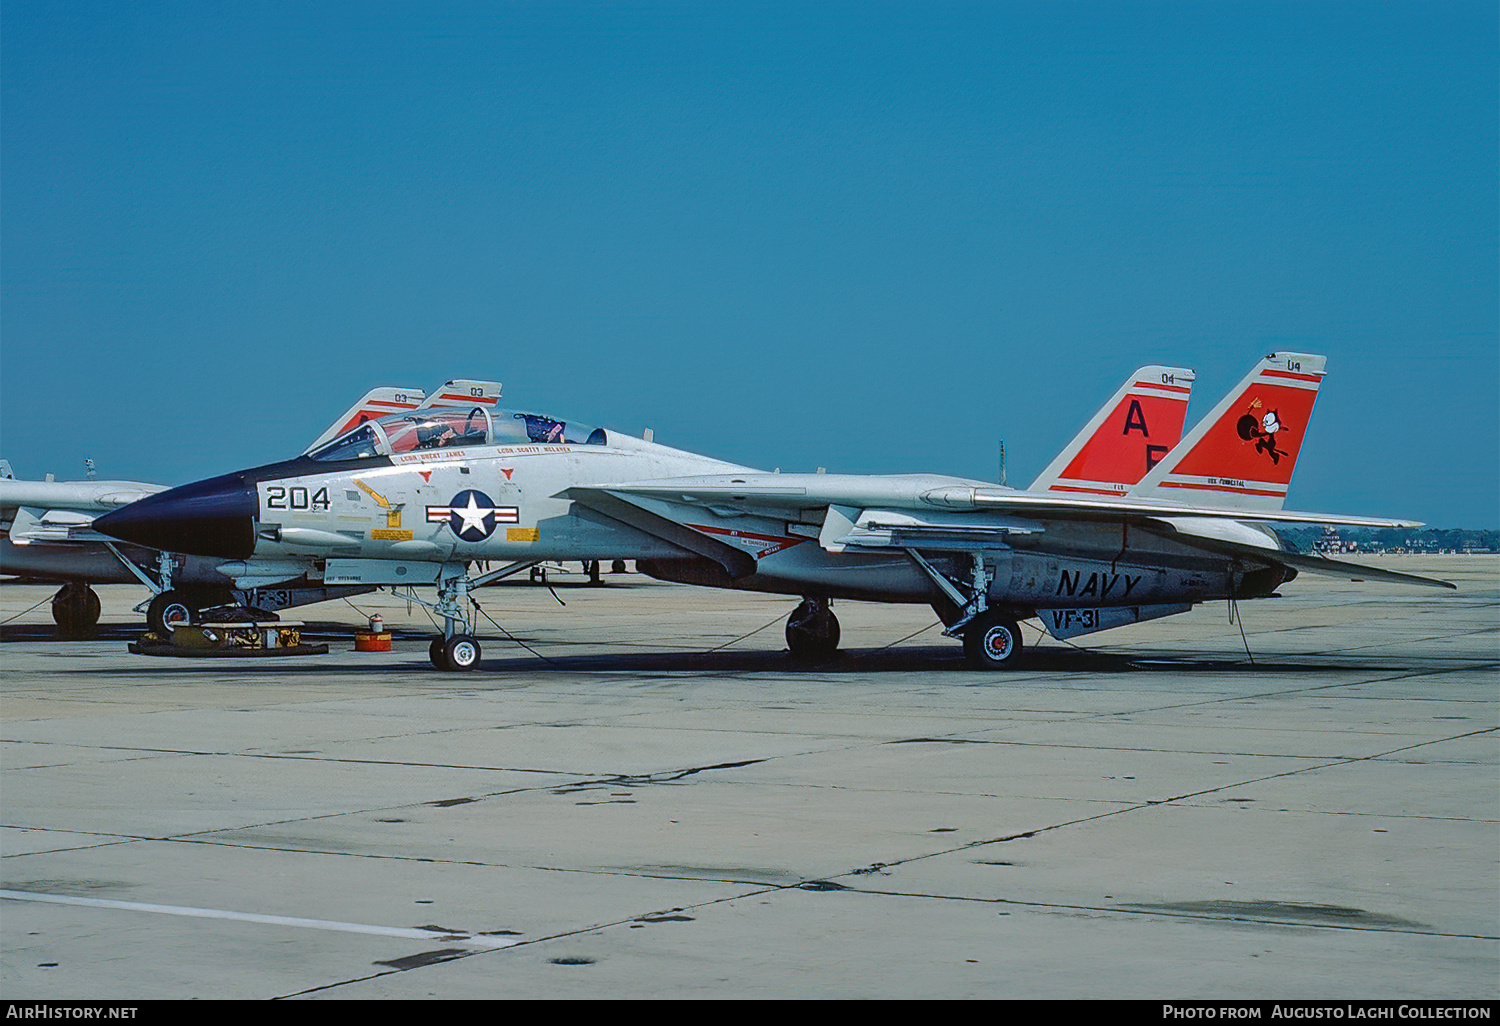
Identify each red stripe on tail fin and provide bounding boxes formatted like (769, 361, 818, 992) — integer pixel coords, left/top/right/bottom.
(418, 380, 503, 409)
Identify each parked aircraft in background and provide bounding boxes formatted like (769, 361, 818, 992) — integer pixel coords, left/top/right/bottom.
(1, 381, 500, 634)
(0, 460, 167, 634)
(97, 353, 1449, 670)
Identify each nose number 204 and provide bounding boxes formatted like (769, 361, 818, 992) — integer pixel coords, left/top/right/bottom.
(266, 485, 331, 511)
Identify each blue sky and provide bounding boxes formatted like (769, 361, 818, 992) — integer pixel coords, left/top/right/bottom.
(3, 1, 1495, 526)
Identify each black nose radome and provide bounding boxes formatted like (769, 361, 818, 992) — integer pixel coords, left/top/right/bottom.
(93, 472, 257, 559)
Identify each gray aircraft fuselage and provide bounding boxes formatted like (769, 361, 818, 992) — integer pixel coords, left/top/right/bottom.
(93, 425, 1283, 621)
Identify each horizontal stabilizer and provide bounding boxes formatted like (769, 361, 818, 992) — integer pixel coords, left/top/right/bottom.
(1247, 547, 1454, 590)
(1147, 523, 1456, 590)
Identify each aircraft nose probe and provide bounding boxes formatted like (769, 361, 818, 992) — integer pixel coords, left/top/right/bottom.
(92, 473, 259, 560)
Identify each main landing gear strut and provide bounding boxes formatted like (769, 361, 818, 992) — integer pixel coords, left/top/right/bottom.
(906, 548, 1025, 671)
(105, 546, 204, 636)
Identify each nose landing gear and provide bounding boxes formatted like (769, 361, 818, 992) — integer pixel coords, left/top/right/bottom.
(417, 560, 541, 670)
(430, 633, 482, 671)
(425, 570, 482, 671)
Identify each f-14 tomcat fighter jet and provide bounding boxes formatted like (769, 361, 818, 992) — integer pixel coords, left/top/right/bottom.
(95, 353, 1449, 670)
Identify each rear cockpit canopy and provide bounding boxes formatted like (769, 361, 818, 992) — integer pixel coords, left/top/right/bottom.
(309, 407, 606, 463)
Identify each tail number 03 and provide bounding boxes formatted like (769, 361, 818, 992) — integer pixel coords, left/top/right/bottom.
(266, 485, 331, 511)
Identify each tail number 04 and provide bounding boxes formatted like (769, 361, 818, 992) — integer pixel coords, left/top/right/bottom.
(266, 485, 331, 511)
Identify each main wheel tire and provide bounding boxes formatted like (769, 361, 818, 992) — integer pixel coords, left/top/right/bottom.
(443, 634, 482, 671)
(429, 636, 448, 669)
(147, 591, 194, 636)
(52, 583, 102, 637)
(963, 612, 1024, 670)
(786, 599, 840, 661)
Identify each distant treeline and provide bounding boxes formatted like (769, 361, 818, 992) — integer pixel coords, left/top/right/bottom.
(1276, 527, 1500, 554)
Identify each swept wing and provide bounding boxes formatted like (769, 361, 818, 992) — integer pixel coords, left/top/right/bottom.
(565, 471, 1449, 588)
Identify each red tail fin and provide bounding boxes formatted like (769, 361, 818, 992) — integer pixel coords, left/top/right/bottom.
(1029, 366, 1195, 495)
(1132, 353, 1325, 510)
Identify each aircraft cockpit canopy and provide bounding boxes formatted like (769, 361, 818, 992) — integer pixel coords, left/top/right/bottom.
(308, 407, 606, 462)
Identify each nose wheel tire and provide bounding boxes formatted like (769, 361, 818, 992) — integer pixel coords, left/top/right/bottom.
(432, 634, 481, 671)
(963, 613, 1023, 670)
(147, 591, 194, 636)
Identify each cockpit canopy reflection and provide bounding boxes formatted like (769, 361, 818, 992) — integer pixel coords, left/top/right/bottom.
(308, 407, 606, 463)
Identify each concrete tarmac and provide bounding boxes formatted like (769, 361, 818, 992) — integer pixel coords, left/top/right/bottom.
(1, 557, 1496, 1000)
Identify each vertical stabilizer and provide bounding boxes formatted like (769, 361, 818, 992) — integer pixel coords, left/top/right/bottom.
(1131, 352, 1325, 510)
(418, 380, 503, 410)
(1028, 366, 1195, 495)
(305, 387, 427, 452)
